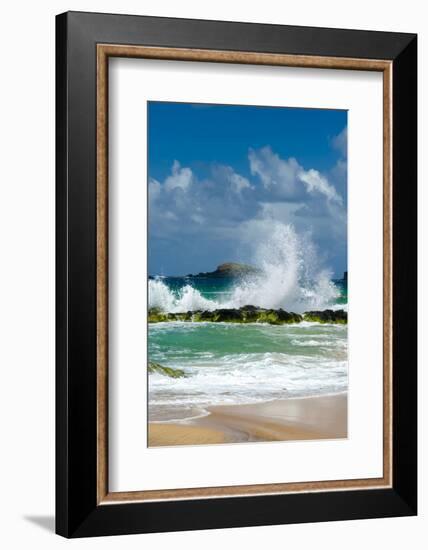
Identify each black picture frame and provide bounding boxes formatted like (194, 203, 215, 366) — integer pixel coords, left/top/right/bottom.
(56, 11, 417, 538)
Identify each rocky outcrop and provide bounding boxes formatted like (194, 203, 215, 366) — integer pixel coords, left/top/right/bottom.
(148, 306, 347, 325)
(148, 309, 193, 323)
(303, 309, 347, 324)
(186, 262, 261, 279)
(148, 361, 187, 378)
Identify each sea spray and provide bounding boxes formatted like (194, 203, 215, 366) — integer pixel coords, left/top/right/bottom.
(148, 222, 340, 313)
(149, 278, 219, 312)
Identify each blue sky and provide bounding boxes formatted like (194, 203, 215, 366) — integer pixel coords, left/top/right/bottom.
(148, 102, 347, 278)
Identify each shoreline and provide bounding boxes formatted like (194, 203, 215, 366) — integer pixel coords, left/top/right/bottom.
(148, 393, 347, 447)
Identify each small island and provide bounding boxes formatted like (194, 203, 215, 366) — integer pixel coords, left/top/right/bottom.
(186, 262, 261, 279)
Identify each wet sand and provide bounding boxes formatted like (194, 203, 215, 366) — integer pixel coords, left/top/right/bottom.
(148, 393, 347, 447)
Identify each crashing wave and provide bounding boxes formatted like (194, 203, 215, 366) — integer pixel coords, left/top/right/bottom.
(149, 278, 218, 312)
(149, 223, 341, 313)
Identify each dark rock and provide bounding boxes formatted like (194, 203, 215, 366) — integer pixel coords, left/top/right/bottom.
(148, 308, 169, 323)
(149, 306, 346, 325)
(192, 310, 215, 321)
(303, 309, 347, 324)
(276, 309, 303, 323)
(213, 308, 243, 322)
(240, 305, 261, 322)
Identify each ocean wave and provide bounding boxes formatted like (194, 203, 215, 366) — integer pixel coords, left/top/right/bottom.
(148, 349, 348, 409)
(149, 223, 342, 313)
(290, 338, 347, 348)
(148, 279, 219, 312)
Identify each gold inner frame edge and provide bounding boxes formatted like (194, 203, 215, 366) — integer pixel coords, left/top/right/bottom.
(96, 44, 393, 505)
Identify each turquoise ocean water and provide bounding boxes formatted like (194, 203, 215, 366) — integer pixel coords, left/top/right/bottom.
(148, 276, 347, 421)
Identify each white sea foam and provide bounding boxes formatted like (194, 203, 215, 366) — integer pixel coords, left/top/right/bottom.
(148, 317, 348, 419)
(148, 351, 348, 409)
(227, 223, 340, 312)
(149, 222, 341, 313)
(149, 279, 218, 312)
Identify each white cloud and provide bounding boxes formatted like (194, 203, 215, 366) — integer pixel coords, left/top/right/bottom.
(249, 146, 343, 205)
(332, 127, 347, 158)
(211, 165, 253, 196)
(249, 146, 301, 198)
(164, 160, 193, 192)
(191, 214, 204, 224)
(229, 172, 252, 194)
(298, 168, 343, 204)
(258, 201, 304, 221)
(164, 211, 178, 221)
(149, 146, 346, 276)
(148, 178, 161, 201)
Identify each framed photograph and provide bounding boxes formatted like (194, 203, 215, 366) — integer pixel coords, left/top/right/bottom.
(56, 11, 417, 537)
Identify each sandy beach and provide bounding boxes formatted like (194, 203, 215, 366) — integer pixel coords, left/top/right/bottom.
(148, 393, 347, 447)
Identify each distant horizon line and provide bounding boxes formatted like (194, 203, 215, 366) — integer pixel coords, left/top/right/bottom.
(148, 270, 348, 280)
